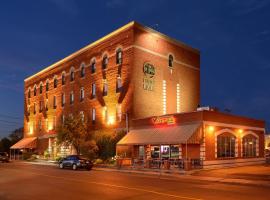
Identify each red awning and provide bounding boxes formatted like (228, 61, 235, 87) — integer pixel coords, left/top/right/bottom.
(10, 137, 37, 149)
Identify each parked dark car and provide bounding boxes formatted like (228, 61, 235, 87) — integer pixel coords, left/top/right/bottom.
(0, 152, 9, 162)
(59, 155, 93, 170)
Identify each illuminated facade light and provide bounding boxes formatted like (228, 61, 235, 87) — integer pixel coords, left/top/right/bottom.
(176, 83, 180, 113)
(208, 126, 215, 132)
(107, 116, 115, 125)
(162, 80, 166, 114)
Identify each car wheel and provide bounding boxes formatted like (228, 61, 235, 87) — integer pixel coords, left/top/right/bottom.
(59, 163, 64, 169)
(72, 164, 77, 170)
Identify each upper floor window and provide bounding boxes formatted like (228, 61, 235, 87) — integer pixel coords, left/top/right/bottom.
(92, 108, 96, 124)
(80, 63, 85, 78)
(46, 80, 49, 92)
(80, 88, 85, 102)
(70, 68, 75, 82)
(39, 83, 43, 94)
(103, 79, 108, 96)
(62, 72, 66, 85)
(116, 75, 122, 93)
(53, 96, 57, 109)
(91, 83, 96, 98)
(116, 48, 122, 65)
(80, 111, 84, 122)
(70, 91, 74, 104)
(54, 76, 58, 88)
(61, 93, 65, 107)
(39, 101, 43, 112)
(168, 54, 174, 68)
(91, 59, 96, 74)
(28, 88, 31, 98)
(102, 54, 108, 70)
(34, 85, 37, 96)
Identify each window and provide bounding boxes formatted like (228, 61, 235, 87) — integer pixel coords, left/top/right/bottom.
(34, 85, 37, 96)
(70, 91, 74, 104)
(92, 108, 96, 124)
(80, 88, 85, 101)
(80, 111, 84, 122)
(168, 54, 174, 68)
(53, 96, 57, 109)
(102, 54, 108, 70)
(61, 93, 65, 107)
(103, 80, 108, 96)
(33, 103, 36, 114)
(28, 88, 31, 98)
(62, 72, 66, 85)
(54, 77, 58, 88)
(91, 83, 96, 98)
(91, 59, 96, 74)
(39, 83, 43, 94)
(217, 133, 236, 158)
(61, 115, 65, 125)
(46, 80, 49, 92)
(242, 134, 257, 157)
(39, 101, 43, 112)
(116, 75, 122, 93)
(80, 63, 85, 78)
(38, 119, 42, 131)
(70, 68, 75, 82)
(45, 99, 48, 111)
(116, 48, 122, 64)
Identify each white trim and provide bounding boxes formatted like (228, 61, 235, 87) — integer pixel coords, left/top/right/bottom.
(203, 121, 265, 132)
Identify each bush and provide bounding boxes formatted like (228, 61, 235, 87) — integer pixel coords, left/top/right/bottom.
(94, 158, 104, 165)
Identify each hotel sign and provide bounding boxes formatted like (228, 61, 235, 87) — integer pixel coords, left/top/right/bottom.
(143, 62, 155, 91)
(152, 116, 176, 125)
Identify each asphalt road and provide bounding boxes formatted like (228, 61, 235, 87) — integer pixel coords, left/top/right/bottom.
(0, 162, 269, 200)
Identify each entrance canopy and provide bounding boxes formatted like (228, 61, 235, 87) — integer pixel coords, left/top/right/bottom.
(10, 137, 37, 149)
(118, 123, 202, 145)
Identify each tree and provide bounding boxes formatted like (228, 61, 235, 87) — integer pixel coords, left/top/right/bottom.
(57, 114, 97, 157)
(0, 127, 23, 152)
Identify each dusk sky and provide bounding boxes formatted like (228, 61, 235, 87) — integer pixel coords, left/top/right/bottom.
(0, 0, 269, 137)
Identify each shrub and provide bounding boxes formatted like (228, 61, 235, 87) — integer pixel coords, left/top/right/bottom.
(94, 158, 103, 165)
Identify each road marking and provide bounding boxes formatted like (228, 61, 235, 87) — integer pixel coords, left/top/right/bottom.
(5, 166, 203, 200)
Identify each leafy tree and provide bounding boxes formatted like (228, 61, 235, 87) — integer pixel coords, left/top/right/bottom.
(0, 127, 23, 152)
(57, 114, 97, 158)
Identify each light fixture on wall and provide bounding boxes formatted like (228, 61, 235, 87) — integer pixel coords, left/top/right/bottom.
(208, 126, 215, 132)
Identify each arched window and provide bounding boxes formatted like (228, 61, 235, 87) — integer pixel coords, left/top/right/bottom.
(80, 88, 85, 101)
(91, 59, 96, 74)
(80, 63, 85, 78)
(92, 108, 96, 124)
(28, 88, 31, 98)
(70, 68, 75, 82)
(34, 85, 37, 96)
(46, 80, 49, 92)
(242, 134, 257, 157)
(54, 76, 58, 88)
(102, 54, 108, 70)
(168, 54, 174, 68)
(116, 75, 122, 93)
(91, 83, 96, 98)
(217, 133, 236, 158)
(70, 91, 74, 104)
(103, 79, 108, 96)
(62, 72, 66, 85)
(116, 48, 122, 64)
(39, 83, 43, 94)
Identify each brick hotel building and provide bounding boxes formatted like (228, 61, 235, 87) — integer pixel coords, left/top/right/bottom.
(11, 21, 265, 168)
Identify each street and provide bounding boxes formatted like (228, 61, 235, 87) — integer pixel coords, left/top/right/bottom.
(0, 162, 269, 200)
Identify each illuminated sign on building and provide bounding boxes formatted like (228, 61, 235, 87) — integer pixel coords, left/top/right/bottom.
(152, 116, 176, 125)
(143, 62, 155, 91)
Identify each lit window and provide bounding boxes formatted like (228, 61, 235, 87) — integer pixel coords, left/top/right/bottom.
(80, 88, 85, 101)
(62, 72, 66, 85)
(217, 134, 236, 158)
(46, 80, 49, 92)
(81, 63, 85, 78)
(103, 80, 108, 96)
(242, 134, 257, 157)
(61, 93, 65, 107)
(39, 83, 43, 94)
(70, 68, 75, 82)
(92, 108, 96, 124)
(168, 54, 174, 68)
(34, 85, 37, 96)
(54, 76, 58, 88)
(91, 83, 96, 98)
(116, 48, 122, 65)
(53, 96, 57, 109)
(116, 75, 122, 93)
(70, 91, 74, 104)
(102, 54, 108, 70)
(91, 59, 96, 74)
(80, 111, 84, 122)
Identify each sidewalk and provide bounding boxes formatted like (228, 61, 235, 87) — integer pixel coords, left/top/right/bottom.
(19, 160, 270, 187)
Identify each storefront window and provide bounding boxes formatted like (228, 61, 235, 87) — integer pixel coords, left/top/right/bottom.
(139, 146, 145, 159)
(242, 135, 256, 157)
(170, 145, 179, 158)
(151, 146, 160, 159)
(217, 134, 236, 158)
(161, 145, 170, 159)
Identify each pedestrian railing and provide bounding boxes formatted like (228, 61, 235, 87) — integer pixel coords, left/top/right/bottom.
(190, 158, 203, 169)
